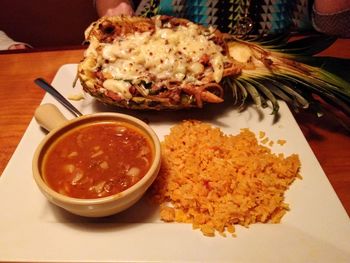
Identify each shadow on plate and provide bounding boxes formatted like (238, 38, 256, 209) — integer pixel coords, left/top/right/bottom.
(46, 194, 160, 232)
(88, 94, 276, 128)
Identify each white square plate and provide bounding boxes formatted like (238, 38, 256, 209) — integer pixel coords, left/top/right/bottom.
(1, 64, 349, 262)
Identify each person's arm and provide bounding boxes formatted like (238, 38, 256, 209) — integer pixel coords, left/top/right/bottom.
(0, 31, 31, 50)
(94, 0, 134, 17)
(312, 0, 350, 37)
(314, 0, 349, 14)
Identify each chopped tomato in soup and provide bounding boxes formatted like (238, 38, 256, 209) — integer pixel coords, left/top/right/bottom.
(42, 121, 154, 199)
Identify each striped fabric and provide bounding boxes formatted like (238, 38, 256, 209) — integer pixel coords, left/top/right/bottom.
(135, 0, 313, 35)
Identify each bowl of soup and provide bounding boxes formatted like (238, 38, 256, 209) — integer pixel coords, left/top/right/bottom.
(32, 104, 161, 217)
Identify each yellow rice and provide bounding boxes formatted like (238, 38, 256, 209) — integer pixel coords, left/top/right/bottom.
(149, 120, 301, 237)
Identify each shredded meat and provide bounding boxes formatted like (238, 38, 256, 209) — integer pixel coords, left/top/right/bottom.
(87, 16, 155, 43)
(79, 15, 243, 110)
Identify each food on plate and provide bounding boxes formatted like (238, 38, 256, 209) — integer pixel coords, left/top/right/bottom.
(149, 120, 301, 237)
(42, 121, 154, 199)
(78, 15, 238, 110)
(67, 92, 85, 101)
(277, 139, 287, 146)
(78, 15, 350, 119)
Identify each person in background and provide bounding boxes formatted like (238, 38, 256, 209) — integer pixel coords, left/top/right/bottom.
(94, 0, 350, 38)
(312, 0, 350, 37)
(0, 30, 30, 50)
(94, 0, 134, 17)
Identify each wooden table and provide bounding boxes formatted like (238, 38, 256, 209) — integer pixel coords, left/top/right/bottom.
(0, 41, 349, 217)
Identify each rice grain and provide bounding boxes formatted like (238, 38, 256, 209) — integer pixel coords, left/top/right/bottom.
(150, 120, 301, 237)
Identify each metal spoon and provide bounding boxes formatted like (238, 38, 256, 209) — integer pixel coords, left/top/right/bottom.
(34, 78, 83, 117)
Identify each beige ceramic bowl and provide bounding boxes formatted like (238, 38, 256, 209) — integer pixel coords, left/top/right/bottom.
(32, 103, 161, 217)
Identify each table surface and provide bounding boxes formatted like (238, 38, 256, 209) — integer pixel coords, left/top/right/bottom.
(0, 40, 349, 217)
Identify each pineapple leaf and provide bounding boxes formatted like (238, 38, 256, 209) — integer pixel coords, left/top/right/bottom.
(268, 78, 310, 108)
(242, 77, 280, 114)
(228, 32, 350, 121)
(224, 78, 239, 104)
(237, 80, 248, 105)
(295, 56, 350, 84)
(231, 79, 249, 109)
(226, 78, 248, 106)
(276, 73, 350, 116)
(276, 34, 337, 56)
(252, 33, 291, 47)
(236, 79, 262, 107)
(259, 79, 294, 104)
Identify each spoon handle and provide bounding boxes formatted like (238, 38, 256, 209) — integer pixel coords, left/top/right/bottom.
(34, 103, 68, 131)
(34, 78, 83, 117)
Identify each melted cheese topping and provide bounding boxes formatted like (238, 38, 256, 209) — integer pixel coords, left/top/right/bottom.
(88, 20, 227, 99)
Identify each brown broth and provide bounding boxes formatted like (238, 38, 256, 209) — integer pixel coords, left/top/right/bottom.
(42, 121, 154, 199)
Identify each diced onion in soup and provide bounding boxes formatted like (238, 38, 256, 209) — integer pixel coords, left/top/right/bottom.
(64, 164, 75, 173)
(127, 167, 140, 177)
(42, 121, 154, 199)
(99, 161, 109, 169)
(71, 171, 84, 185)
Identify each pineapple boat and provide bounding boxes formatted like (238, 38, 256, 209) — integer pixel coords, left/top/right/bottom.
(78, 15, 350, 118)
